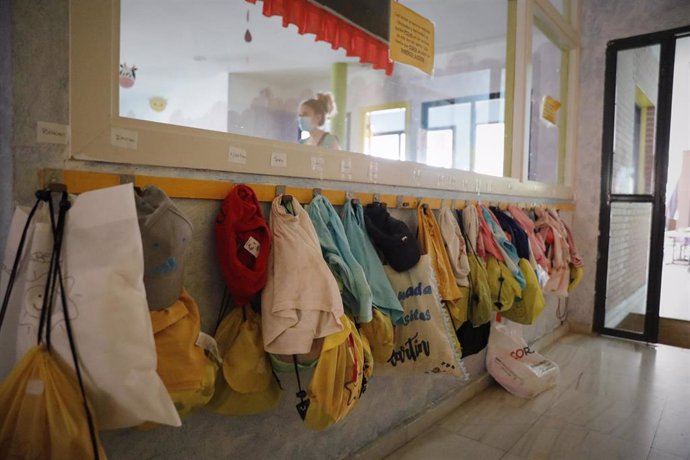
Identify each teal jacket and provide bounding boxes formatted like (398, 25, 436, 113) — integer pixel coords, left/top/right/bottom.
(341, 199, 404, 324)
(308, 195, 373, 323)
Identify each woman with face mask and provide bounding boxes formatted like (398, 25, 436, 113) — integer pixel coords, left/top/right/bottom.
(298, 92, 341, 150)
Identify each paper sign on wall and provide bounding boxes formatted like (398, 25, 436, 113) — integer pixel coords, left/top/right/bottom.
(389, 2, 435, 75)
(36, 122, 69, 145)
(111, 128, 138, 149)
(271, 152, 288, 168)
(541, 95, 562, 126)
(228, 146, 247, 164)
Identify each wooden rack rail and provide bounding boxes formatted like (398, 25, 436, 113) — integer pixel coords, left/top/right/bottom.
(40, 169, 576, 212)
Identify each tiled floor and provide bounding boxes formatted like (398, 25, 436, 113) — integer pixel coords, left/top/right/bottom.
(385, 334, 690, 460)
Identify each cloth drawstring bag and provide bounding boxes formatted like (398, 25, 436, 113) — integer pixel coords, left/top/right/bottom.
(261, 196, 344, 356)
(308, 194, 373, 323)
(208, 305, 281, 416)
(364, 202, 421, 272)
(341, 199, 404, 323)
(500, 259, 545, 325)
(0, 191, 106, 459)
(438, 207, 471, 287)
(416, 205, 465, 327)
(149, 290, 216, 416)
(215, 184, 272, 307)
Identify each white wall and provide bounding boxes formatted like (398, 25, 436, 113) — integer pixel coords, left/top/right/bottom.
(667, 36, 690, 200)
(119, 71, 228, 132)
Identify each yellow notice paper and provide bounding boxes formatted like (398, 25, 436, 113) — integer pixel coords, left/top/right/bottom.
(541, 95, 562, 126)
(389, 1, 435, 75)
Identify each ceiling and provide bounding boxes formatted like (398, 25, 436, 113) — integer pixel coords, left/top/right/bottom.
(120, 0, 507, 78)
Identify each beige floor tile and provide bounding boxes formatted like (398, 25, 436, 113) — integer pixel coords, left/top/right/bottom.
(651, 409, 690, 458)
(507, 416, 589, 460)
(647, 449, 687, 460)
(384, 426, 505, 460)
(395, 334, 690, 460)
(576, 430, 650, 460)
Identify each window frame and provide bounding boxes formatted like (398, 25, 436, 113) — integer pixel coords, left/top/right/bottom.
(361, 102, 410, 161)
(421, 92, 504, 171)
(69, 0, 578, 200)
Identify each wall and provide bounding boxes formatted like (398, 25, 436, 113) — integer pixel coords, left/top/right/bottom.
(119, 72, 229, 133)
(570, 0, 690, 332)
(1, 1, 566, 459)
(0, 0, 12, 255)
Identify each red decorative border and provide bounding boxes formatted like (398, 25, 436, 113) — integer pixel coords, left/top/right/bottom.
(246, 0, 393, 75)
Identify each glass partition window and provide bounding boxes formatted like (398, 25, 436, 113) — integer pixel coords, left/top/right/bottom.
(119, 0, 508, 172)
(421, 94, 505, 173)
(364, 107, 407, 161)
(527, 24, 568, 184)
(611, 45, 660, 195)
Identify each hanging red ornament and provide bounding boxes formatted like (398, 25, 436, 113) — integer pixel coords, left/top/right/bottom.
(244, 9, 252, 43)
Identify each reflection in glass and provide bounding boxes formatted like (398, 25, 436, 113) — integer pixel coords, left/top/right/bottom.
(611, 45, 660, 195)
(119, 0, 507, 172)
(528, 24, 567, 184)
(604, 202, 653, 332)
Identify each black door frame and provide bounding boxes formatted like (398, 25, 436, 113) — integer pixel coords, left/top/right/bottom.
(594, 26, 690, 342)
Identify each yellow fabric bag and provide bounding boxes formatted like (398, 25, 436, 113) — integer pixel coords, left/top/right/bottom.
(304, 316, 365, 430)
(501, 259, 545, 325)
(416, 206, 464, 326)
(150, 290, 216, 416)
(486, 256, 521, 313)
(359, 307, 394, 364)
(466, 253, 494, 326)
(0, 346, 107, 460)
(568, 265, 584, 293)
(207, 306, 281, 416)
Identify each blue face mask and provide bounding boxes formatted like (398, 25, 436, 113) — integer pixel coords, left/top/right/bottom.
(298, 116, 314, 132)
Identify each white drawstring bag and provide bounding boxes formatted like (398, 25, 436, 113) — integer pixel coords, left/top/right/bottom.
(7, 184, 180, 429)
(486, 320, 559, 398)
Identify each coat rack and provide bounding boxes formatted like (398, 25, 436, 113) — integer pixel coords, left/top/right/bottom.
(39, 169, 576, 212)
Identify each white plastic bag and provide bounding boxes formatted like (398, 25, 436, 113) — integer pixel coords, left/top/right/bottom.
(486, 321, 559, 398)
(12, 184, 181, 429)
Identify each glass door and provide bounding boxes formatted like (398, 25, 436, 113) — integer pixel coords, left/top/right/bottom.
(594, 33, 677, 342)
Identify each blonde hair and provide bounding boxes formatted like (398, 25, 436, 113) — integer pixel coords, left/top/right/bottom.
(301, 92, 337, 127)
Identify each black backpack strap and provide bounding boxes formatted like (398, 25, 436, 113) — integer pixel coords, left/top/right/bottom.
(292, 355, 310, 420)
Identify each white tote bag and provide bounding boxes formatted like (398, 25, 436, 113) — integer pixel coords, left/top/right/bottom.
(383, 255, 468, 378)
(486, 321, 559, 399)
(12, 184, 180, 429)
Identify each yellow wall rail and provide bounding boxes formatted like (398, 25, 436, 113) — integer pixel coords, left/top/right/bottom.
(40, 169, 576, 212)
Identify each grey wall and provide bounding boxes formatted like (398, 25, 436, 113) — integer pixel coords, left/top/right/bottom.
(0, 0, 13, 255)
(570, 0, 690, 331)
(1, 1, 567, 459)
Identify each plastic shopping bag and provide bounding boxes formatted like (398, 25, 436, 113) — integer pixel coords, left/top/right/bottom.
(486, 321, 559, 398)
